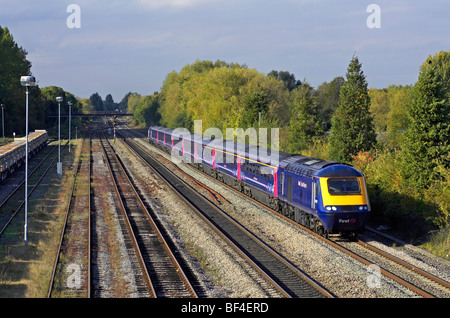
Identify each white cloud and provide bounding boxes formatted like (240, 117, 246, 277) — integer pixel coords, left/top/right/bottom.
(135, 0, 226, 9)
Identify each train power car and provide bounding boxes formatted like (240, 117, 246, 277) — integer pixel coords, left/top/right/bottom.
(148, 126, 370, 239)
(0, 130, 48, 181)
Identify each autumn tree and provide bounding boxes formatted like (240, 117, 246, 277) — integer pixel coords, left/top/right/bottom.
(329, 55, 376, 163)
(158, 60, 290, 135)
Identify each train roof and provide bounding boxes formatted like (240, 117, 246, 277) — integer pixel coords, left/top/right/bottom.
(149, 126, 362, 176)
(280, 155, 362, 177)
(150, 126, 290, 166)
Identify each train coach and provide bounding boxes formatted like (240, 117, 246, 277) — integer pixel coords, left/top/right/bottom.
(0, 130, 48, 181)
(148, 126, 370, 239)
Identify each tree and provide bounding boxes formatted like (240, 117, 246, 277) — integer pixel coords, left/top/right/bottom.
(104, 94, 115, 111)
(0, 26, 33, 136)
(314, 76, 344, 131)
(78, 98, 95, 114)
(158, 60, 290, 134)
(287, 82, 323, 153)
(268, 70, 301, 91)
(117, 92, 134, 112)
(385, 85, 413, 148)
(329, 55, 376, 163)
(89, 92, 103, 111)
(240, 92, 268, 128)
(401, 51, 450, 189)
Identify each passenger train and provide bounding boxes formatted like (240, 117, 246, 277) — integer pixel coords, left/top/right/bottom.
(148, 126, 370, 239)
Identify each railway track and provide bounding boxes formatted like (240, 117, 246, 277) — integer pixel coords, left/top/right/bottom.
(188, 154, 450, 298)
(120, 128, 450, 298)
(90, 136, 153, 297)
(117, 133, 333, 298)
(0, 142, 66, 239)
(346, 236, 450, 298)
(99, 135, 198, 298)
(48, 138, 91, 297)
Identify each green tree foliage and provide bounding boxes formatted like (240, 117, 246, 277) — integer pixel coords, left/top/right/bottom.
(401, 51, 450, 189)
(0, 26, 33, 136)
(287, 82, 323, 153)
(40, 86, 81, 137)
(89, 92, 104, 111)
(117, 92, 133, 112)
(159, 60, 290, 137)
(127, 92, 161, 127)
(268, 70, 301, 91)
(78, 98, 95, 114)
(329, 55, 377, 163)
(368, 85, 413, 148)
(104, 94, 115, 111)
(314, 76, 344, 131)
(240, 92, 268, 128)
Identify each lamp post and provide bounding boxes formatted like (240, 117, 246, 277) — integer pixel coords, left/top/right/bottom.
(68, 101, 72, 153)
(20, 75, 36, 246)
(1, 104, 4, 146)
(56, 96, 63, 175)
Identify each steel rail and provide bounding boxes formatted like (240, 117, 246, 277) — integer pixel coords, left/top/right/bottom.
(87, 136, 92, 298)
(0, 144, 57, 208)
(48, 138, 85, 298)
(120, 135, 333, 298)
(0, 142, 69, 237)
(181, 152, 443, 297)
(99, 136, 157, 298)
(133, 130, 447, 298)
(104, 135, 198, 298)
(186, 157, 440, 298)
(357, 240, 450, 291)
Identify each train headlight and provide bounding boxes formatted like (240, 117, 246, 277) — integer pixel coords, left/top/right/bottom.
(331, 206, 337, 211)
(326, 206, 332, 211)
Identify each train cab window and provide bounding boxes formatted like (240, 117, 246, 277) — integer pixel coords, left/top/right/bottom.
(327, 178, 361, 195)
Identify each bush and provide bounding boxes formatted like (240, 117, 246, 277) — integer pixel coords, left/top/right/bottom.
(351, 149, 448, 242)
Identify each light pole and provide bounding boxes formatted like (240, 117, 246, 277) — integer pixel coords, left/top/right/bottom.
(68, 101, 72, 153)
(1, 104, 4, 146)
(56, 96, 63, 175)
(20, 75, 36, 246)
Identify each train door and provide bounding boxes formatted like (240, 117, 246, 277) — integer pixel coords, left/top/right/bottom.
(273, 167, 278, 197)
(287, 175, 293, 202)
(237, 156, 242, 180)
(312, 177, 319, 211)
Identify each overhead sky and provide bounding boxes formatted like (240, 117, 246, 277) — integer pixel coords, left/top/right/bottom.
(1, 0, 449, 102)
